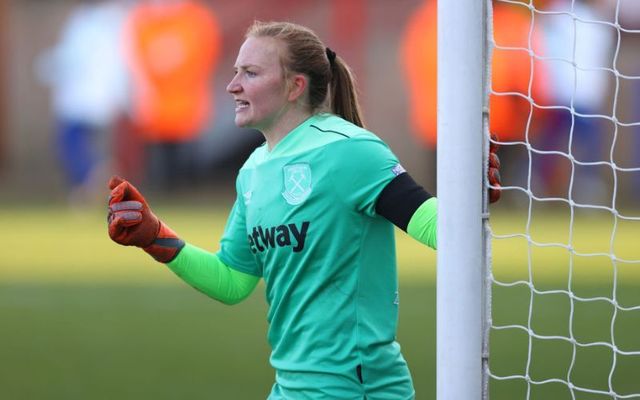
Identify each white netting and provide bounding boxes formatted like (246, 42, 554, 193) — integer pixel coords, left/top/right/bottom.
(486, 0, 640, 398)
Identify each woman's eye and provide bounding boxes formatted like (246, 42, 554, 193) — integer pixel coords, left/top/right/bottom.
(246, 70, 257, 77)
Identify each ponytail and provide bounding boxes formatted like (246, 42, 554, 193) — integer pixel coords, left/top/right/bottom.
(329, 55, 364, 128)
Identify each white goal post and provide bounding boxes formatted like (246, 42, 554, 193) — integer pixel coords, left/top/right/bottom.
(437, 0, 640, 399)
(436, 0, 489, 399)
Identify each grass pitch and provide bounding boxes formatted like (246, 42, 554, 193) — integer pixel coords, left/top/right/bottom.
(0, 204, 638, 399)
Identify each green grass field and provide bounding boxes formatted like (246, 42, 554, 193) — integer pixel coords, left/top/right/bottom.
(0, 204, 638, 399)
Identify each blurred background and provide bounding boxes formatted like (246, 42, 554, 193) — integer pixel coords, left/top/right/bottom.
(0, 0, 639, 398)
(0, 0, 440, 205)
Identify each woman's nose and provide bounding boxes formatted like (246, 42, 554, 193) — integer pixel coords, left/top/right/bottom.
(226, 77, 241, 94)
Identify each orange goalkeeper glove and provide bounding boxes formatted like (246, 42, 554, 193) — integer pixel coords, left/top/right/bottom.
(107, 176, 184, 263)
(488, 133, 502, 204)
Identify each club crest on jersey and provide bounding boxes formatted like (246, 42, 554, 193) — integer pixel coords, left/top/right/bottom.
(282, 163, 312, 205)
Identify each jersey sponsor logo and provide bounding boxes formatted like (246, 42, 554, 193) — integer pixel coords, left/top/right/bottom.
(391, 163, 406, 176)
(282, 163, 312, 205)
(248, 221, 310, 253)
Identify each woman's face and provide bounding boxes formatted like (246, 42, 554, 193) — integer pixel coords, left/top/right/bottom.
(226, 36, 290, 131)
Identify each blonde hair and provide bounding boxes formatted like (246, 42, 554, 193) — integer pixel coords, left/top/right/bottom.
(246, 21, 364, 127)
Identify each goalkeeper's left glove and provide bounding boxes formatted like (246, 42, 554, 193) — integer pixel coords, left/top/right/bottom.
(107, 176, 184, 263)
(488, 133, 502, 203)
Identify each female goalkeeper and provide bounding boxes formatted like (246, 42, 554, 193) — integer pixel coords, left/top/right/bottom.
(107, 21, 501, 400)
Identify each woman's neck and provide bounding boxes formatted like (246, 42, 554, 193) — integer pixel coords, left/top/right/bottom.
(261, 108, 312, 151)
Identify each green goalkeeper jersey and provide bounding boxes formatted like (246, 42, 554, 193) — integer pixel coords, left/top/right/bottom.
(217, 113, 415, 399)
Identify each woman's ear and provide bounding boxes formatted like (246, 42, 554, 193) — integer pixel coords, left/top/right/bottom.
(287, 74, 308, 102)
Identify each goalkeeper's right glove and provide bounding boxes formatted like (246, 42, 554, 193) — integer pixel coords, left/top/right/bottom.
(107, 176, 185, 263)
(488, 133, 502, 203)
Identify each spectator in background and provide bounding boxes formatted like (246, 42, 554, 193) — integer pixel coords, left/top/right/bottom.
(535, 0, 615, 200)
(400, 0, 549, 197)
(611, 0, 640, 196)
(400, 0, 549, 147)
(399, 0, 437, 148)
(36, 0, 130, 206)
(124, 0, 220, 191)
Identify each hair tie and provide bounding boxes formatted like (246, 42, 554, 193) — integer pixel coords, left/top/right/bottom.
(325, 47, 336, 64)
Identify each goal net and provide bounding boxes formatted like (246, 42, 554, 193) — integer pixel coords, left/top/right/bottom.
(486, 0, 640, 398)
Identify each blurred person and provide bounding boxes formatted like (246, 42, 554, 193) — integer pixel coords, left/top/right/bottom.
(124, 0, 220, 191)
(535, 0, 615, 199)
(400, 0, 550, 147)
(400, 0, 549, 196)
(36, 0, 130, 205)
(609, 0, 640, 197)
(106, 21, 501, 399)
(399, 0, 437, 148)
